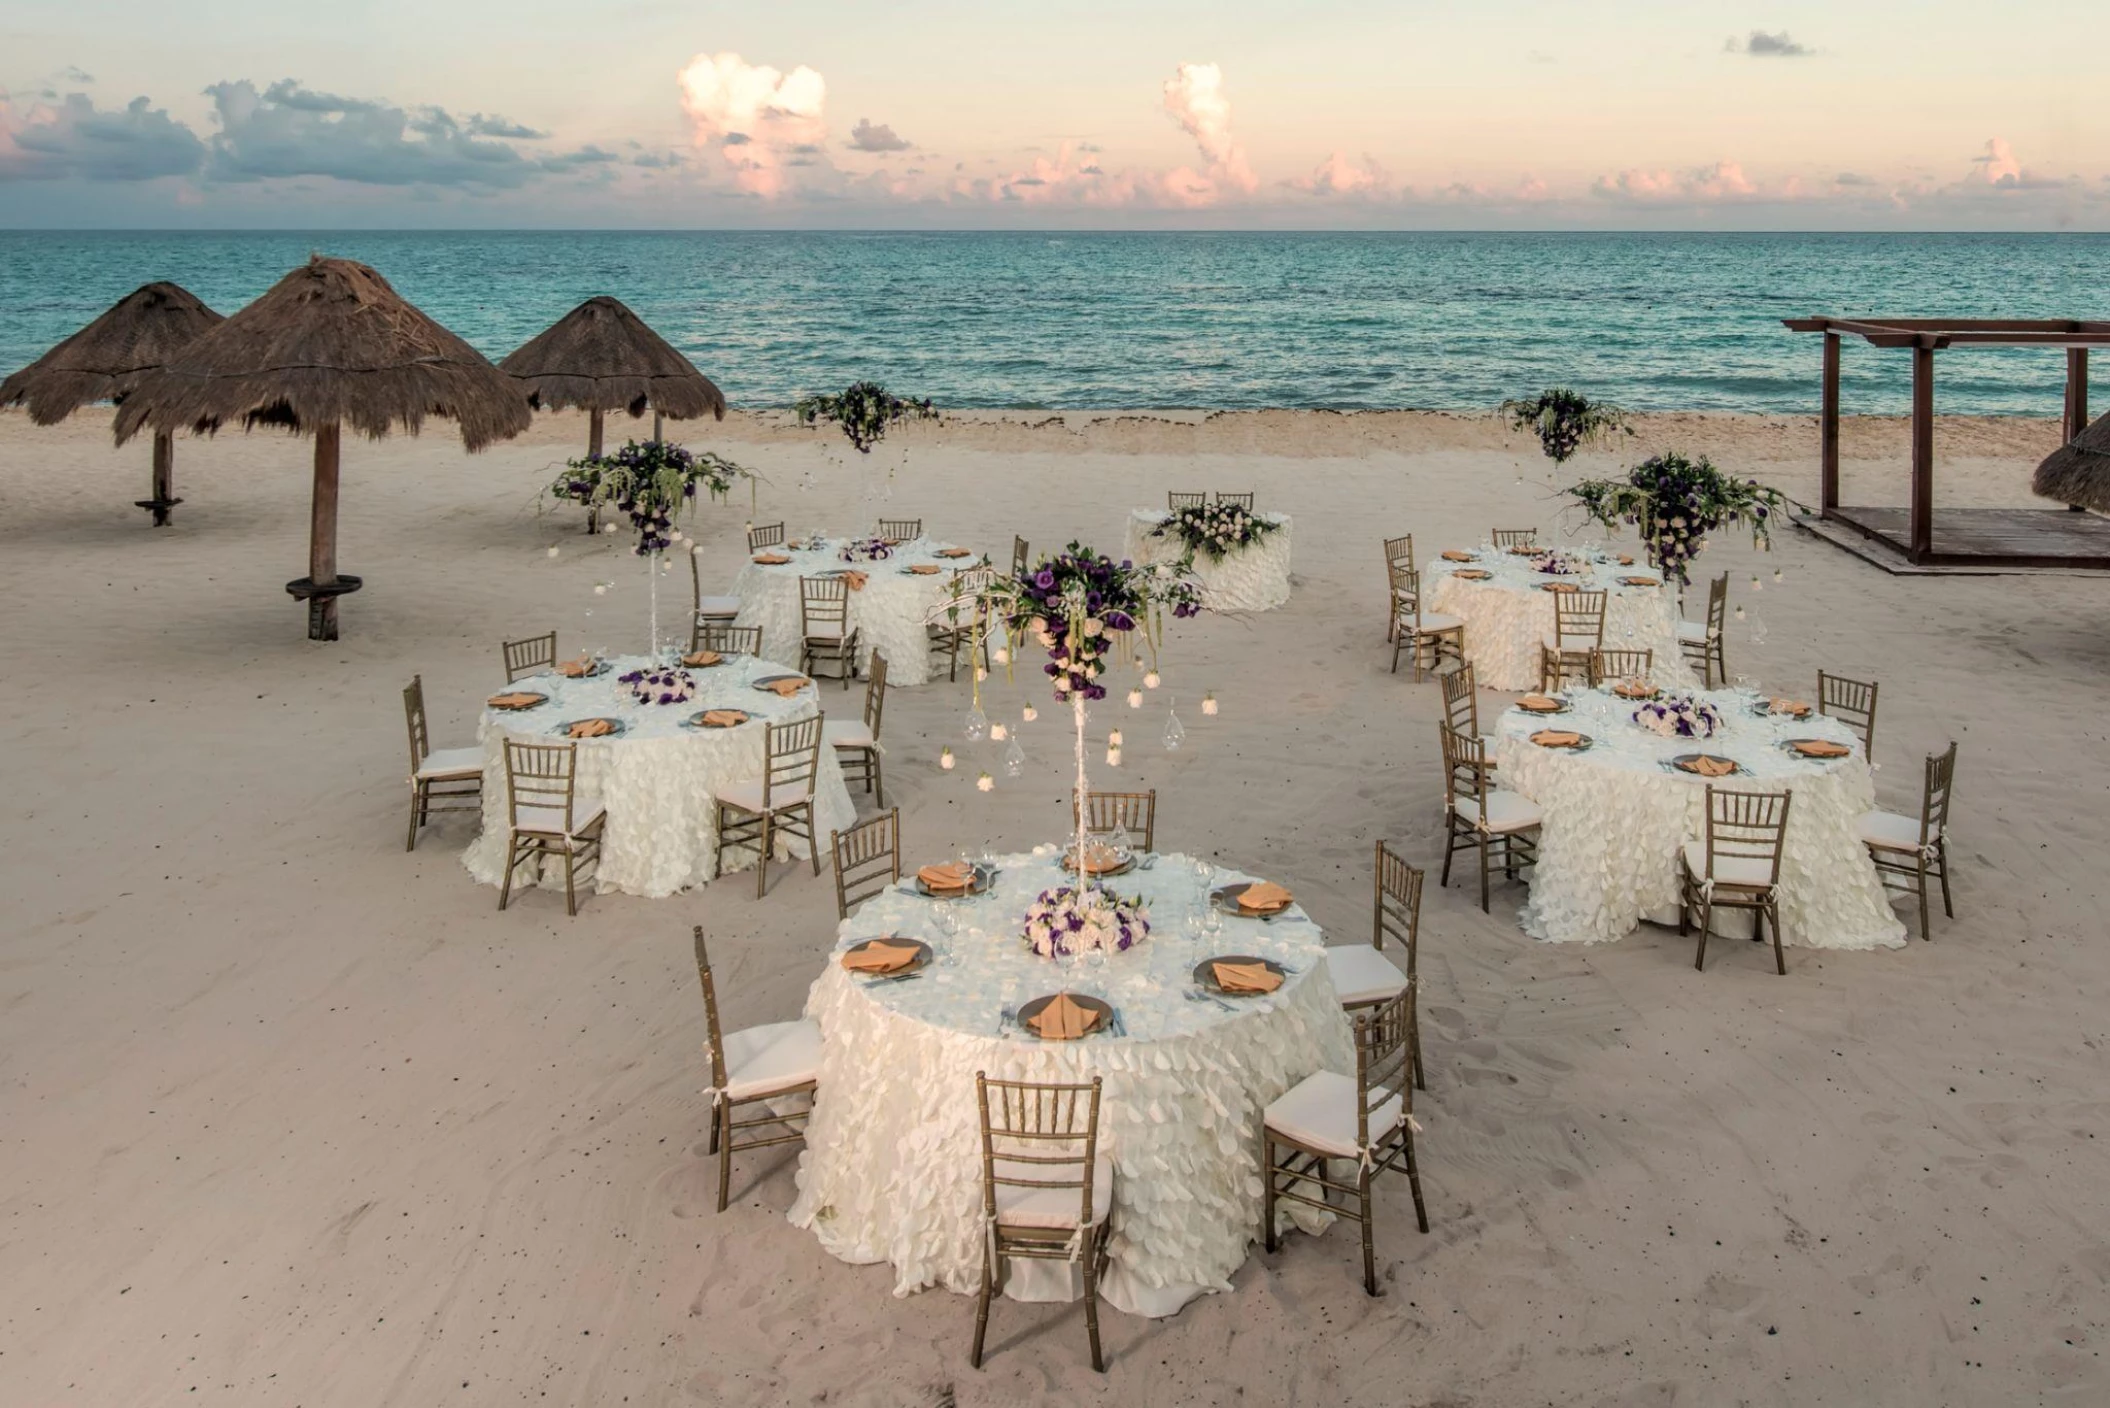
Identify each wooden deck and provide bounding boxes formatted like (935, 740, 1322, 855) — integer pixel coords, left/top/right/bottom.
(1799, 507, 2110, 575)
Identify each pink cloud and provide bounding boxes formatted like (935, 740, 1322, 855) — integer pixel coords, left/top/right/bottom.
(1289, 151, 1387, 197)
(1970, 137, 2021, 186)
(676, 51, 826, 197)
(1161, 63, 1257, 197)
(1592, 160, 1757, 202)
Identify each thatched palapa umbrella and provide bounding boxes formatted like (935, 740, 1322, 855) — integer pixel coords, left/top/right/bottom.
(500, 297, 726, 523)
(2034, 410, 2110, 513)
(114, 256, 531, 640)
(0, 282, 224, 525)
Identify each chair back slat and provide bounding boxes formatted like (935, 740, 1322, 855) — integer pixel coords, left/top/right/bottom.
(1817, 671, 1880, 755)
(1588, 647, 1655, 687)
(1167, 491, 1206, 511)
(691, 926, 730, 1096)
(1553, 589, 1608, 648)
(763, 716, 824, 807)
(878, 517, 923, 542)
(1373, 840, 1423, 977)
(1702, 785, 1792, 885)
(1384, 534, 1414, 574)
(748, 521, 786, 551)
(863, 651, 890, 734)
(1492, 528, 1537, 549)
(1439, 723, 1494, 824)
(403, 674, 431, 769)
(1215, 491, 1255, 510)
(502, 631, 558, 682)
(1353, 991, 1415, 1147)
(1705, 572, 1729, 633)
(800, 576, 851, 637)
(978, 1073, 1103, 1231)
(1073, 788, 1156, 853)
(1922, 741, 1959, 841)
(1439, 662, 1479, 737)
(832, 809, 901, 918)
(504, 739, 579, 833)
(1011, 536, 1030, 577)
(694, 622, 764, 656)
(1394, 565, 1427, 631)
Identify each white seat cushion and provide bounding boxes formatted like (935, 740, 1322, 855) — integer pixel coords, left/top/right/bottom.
(1676, 620, 1715, 643)
(416, 745, 484, 780)
(1265, 1069, 1403, 1159)
(824, 719, 875, 750)
(717, 776, 812, 814)
(1323, 945, 1408, 1006)
(696, 595, 742, 618)
(1540, 636, 1594, 654)
(1459, 788, 1542, 833)
(1400, 611, 1464, 633)
(1857, 808, 1935, 853)
(511, 802, 606, 840)
(720, 1018, 821, 1100)
(1680, 841, 1778, 890)
(992, 1151, 1115, 1229)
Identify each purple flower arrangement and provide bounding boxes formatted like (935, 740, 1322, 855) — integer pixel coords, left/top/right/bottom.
(1631, 691, 1725, 739)
(1022, 885, 1151, 959)
(1008, 542, 1200, 702)
(549, 441, 749, 556)
(839, 537, 895, 563)
(1566, 452, 1796, 586)
(1527, 548, 1590, 576)
(617, 665, 696, 706)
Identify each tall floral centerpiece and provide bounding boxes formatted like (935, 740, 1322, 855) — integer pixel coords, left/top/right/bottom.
(1501, 388, 1632, 466)
(793, 381, 939, 519)
(1565, 452, 1797, 585)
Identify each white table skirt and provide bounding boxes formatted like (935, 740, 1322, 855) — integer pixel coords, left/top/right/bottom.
(1123, 509, 1293, 613)
(1427, 548, 1696, 693)
(462, 653, 856, 899)
(1494, 686, 1906, 950)
(790, 849, 1354, 1318)
(731, 536, 981, 687)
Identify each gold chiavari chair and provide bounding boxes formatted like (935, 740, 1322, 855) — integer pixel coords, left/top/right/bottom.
(1538, 588, 1607, 692)
(690, 550, 742, 641)
(1678, 572, 1728, 686)
(502, 630, 557, 682)
(692, 622, 763, 656)
(1383, 535, 1415, 641)
(1439, 724, 1542, 913)
(1492, 527, 1538, 550)
(498, 739, 606, 915)
(715, 715, 824, 899)
(1680, 785, 1793, 974)
(1323, 842, 1421, 1071)
(1857, 742, 1958, 938)
(402, 675, 483, 851)
(799, 575, 862, 689)
(1817, 671, 1880, 757)
(693, 926, 820, 1212)
(1390, 568, 1465, 681)
(971, 1073, 1115, 1373)
(878, 517, 923, 543)
(1167, 491, 1207, 511)
(1262, 988, 1427, 1296)
(1072, 787, 1157, 853)
(1011, 535, 1030, 578)
(928, 565, 993, 683)
(1438, 660, 1497, 768)
(825, 650, 888, 805)
(747, 521, 786, 552)
(1215, 491, 1255, 510)
(1588, 646, 1655, 688)
(830, 807, 901, 920)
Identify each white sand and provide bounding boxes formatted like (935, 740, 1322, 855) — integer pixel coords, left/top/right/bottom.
(2, 407, 2105, 1406)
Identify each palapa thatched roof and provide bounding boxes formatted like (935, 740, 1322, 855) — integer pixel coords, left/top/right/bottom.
(112, 256, 531, 452)
(2034, 411, 2110, 513)
(500, 296, 726, 422)
(0, 282, 224, 425)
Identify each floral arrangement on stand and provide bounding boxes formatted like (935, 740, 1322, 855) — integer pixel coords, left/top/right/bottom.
(838, 536, 896, 564)
(1150, 501, 1281, 562)
(1632, 692, 1725, 739)
(549, 440, 753, 547)
(793, 382, 939, 454)
(618, 665, 696, 706)
(1500, 388, 1632, 465)
(1526, 547, 1591, 576)
(1023, 885, 1151, 959)
(1566, 452, 1799, 586)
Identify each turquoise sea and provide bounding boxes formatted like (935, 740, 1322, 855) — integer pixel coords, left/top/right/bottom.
(1, 231, 2101, 413)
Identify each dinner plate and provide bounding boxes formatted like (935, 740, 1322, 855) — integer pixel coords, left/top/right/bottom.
(1016, 992, 1114, 1040)
(1211, 883, 1293, 917)
(912, 861, 996, 898)
(681, 709, 749, 729)
(551, 717, 626, 739)
(552, 662, 612, 680)
(1780, 737, 1852, 760)
(752, 674, 813, 694)
(488, 692, 548, 711)
(840, 937, 933, 976)
(1060, 846, 1136, 878)
(1530, 730, 1594, 752)
(1516, 696, 1570, 715)
(1192, 955, 1287, 996)
(1669, 752, 1742, 777)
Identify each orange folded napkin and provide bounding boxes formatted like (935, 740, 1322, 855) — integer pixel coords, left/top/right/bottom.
(1028, 994, 1098, 1040)
(488, 692, 542, 709)
(1531, 730, 1584, 748)
(1619, 576, 1659, 587)
(763, 677, 809, 696)
(1237, 880, 1293, 913)
(918, 861, 973, 891)
(841, 570, 869, 592)
(1542, 582, 1580, 593)
(1678, 755, 1737, 777)
(937, 547, 972, 558)
(568, 718, 615, 739)
(1519, 694, 1562, 712)
(683, 649, 723, 667)
(907, 563, 942, 575)
(1212, 961, 1282, 994)
(842, 938, 922, 974)
(699, 709, 747, 728)
(1613, 682, 1656, 699)
(752, 553, 791, 565)
(1069, 842, 1125, 875)
(1506, 545, 1539, 555)
(556, 657, 595, 678)
(1769, 698, 1812, 717)
(1454, 568, 1492, 580)
(1618, 555, 1635, 566)
(1441, 550, 1476, 562)
(1791, 738, 1851, 758)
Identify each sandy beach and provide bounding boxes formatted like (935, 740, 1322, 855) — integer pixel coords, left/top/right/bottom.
(2, 405, 2105, 1407)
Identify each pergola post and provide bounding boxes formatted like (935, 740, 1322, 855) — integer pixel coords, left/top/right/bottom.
(1820, 333, 1840, 515)
(1910, 343, 1935, 561)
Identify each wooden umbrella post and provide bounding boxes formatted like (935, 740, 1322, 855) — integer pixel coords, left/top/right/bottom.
(148, 430, 178, 526)
(585, 407, 606, 535)
(288, 421, 360, 640)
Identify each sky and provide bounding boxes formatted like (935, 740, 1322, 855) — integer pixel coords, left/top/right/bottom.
(1, 0, 2105, 229)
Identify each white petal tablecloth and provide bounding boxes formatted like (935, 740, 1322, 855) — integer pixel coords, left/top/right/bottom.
(1493, 686, 1906, 950)
(732, 536, 983, 687)
(790, 849, 1354, 1318)
(462, 653, 856, 900)
(1123, 509, 1293, 613)
(1427, 547, 1696, 692)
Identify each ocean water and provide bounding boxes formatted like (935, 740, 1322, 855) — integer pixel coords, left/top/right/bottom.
(0, 231, 2101, 414)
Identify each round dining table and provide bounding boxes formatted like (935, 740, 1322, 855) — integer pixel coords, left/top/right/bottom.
(461, 651, 856, 900)
(1425, 545, 1696, 692)
(790, 847, 1353, 1318)
(1123, 509, 1293, 613)
(732, 535, 984, 687)
(1492, 684, 1906, 950)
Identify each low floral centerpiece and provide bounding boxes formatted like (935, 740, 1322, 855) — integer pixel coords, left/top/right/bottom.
(839, 536, 895, 563)
(1527, 548, 1591, 576)
(618, 665, 696, 706)
(1632, 692, 1725, 739)
(1566, 452, 1798, 586)
(1151, 501, 1281, 562)
(1023, 885, 1151, 959)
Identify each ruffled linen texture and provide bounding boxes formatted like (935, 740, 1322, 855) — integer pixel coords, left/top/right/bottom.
(1427, 550, 1696, 692)
(732, 536, 978, 686)
(462, 653, 856, 899)
(1493, 688, 1906, 950)
(789, 851, 1355, 1318)
(1124, 510, 1293, 614)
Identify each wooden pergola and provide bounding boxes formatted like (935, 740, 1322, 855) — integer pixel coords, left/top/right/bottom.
(1782, 316, 2109, 569)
